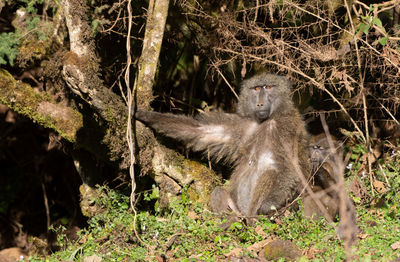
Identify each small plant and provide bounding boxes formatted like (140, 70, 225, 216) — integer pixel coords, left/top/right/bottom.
(356, 4, 388, 46)
(0, 32, 20, 66)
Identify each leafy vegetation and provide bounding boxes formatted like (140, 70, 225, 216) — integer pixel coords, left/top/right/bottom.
(0, 32, 19, 65)
(29, 144, 400, 261)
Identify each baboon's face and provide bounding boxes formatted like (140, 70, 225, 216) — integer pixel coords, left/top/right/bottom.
(310, 144, 326, 171)
(240, 83, 284, 123)
(248, 84, 275, 122)
(309, 137, 341, 171)
(237, 74, 291, 123)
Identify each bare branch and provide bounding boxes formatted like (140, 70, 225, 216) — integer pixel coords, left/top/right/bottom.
(136, 0, 170, 109)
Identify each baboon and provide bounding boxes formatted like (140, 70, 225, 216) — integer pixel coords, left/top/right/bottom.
(306, 134, 357, 240)
(303, 134, 343, 221)
(309, 134, 343, 195)
(135, 73, 311, 216)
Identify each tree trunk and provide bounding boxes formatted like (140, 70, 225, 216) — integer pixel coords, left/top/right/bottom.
(57, 0, 219, 208)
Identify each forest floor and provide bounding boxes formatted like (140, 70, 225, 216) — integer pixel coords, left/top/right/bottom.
(26, 141, 400, 261)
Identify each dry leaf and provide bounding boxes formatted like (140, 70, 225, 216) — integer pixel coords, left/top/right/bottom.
(224, 247, 242, 257)
(84, 255, 102, 262)
(391, 241, 400, 250)
(358, 233, 370, 239)
(255, 226, 268, 238)
(155, 255, 164, 262)
(373, 180, 386, 194)
(274, 218, 282, 225)
(247, 238, 273, 253)
(187, 210, 198, 220)
(349, 179, 370, 202)
(303, 247, 322, 259)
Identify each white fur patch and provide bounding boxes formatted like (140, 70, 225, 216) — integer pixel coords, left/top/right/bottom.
(257, 151, 277, 171)
(236, 151, 277, 214)
(268, 119, 277, 131)
(236, 167, 260, 214)
(245, 122, 258, 138)
(198, 125, 231, 143)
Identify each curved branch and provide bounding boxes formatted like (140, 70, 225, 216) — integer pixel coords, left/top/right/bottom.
(0, 69, 82, 142)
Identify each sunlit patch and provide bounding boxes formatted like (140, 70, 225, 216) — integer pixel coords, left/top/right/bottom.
(268, 119, 277, 130)
(257, 151, 276, 170)
(198, 125, 231, 143)
(245, 122, 258, 138)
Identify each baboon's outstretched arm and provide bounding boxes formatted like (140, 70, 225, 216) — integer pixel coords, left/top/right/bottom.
(135, 110, 245, 163)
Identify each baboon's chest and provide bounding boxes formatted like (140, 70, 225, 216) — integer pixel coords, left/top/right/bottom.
(232, 121, 284, 214)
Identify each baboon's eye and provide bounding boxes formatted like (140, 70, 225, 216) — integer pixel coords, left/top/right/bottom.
(264, 85, 272, 90)
(253, 86, 261, 91)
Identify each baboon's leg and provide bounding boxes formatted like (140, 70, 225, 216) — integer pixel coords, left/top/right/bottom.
(210, 186, 240, 214)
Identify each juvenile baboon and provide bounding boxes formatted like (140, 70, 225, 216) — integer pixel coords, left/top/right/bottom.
(309, 134, 343, 195)
(135, 73, 311, 216)
(304, 134, 344, 221)
(306, 134, 357, 240)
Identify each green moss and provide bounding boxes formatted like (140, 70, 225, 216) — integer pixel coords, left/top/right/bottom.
(186, 159, 219, 200)
(18, 38, 48, 63)
(0, 69, 83, 142)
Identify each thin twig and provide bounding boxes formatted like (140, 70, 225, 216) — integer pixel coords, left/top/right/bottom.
(378, 163, 391, 188)
(320, 114, 357, 261)
(212, 62, 239, 100)
(344, 0, 374, 196)
(124, 0, 147, 248)
(370, 95, 400, 125)
(41, 180, 50, 232)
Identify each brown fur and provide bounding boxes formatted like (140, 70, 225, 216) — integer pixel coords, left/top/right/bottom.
(304, 134, 343, 221)
(135, 73, 311, 216)
(303, 186, 339, 221)
(309, 134, 343, 196)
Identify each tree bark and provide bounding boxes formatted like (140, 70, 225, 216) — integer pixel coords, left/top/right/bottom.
(0, 69, 82, 142)
(58, 0, 217, 206)
(136, 0, 170, 110)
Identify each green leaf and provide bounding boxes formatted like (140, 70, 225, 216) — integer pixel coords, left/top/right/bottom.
(379, 37, 388, 46)
(372, 17, 382, 27)
(214, 235, 222, 243)
(356, 23, 370, 35)
(120, 202, 129, 210)
(0, 32, 19, 66)
(60, 217, 69, 225)
(369, 4, 374, 12)
(150, 187, 159, 199)
(230, 222, 243, 231)
(361, 24, 370, 34)
(154, 201, 159, 212)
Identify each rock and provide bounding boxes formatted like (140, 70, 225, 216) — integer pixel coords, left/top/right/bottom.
(263, 239, 302, 261)
(0, 247, 26, 262)
(84, 254, 102, 262)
